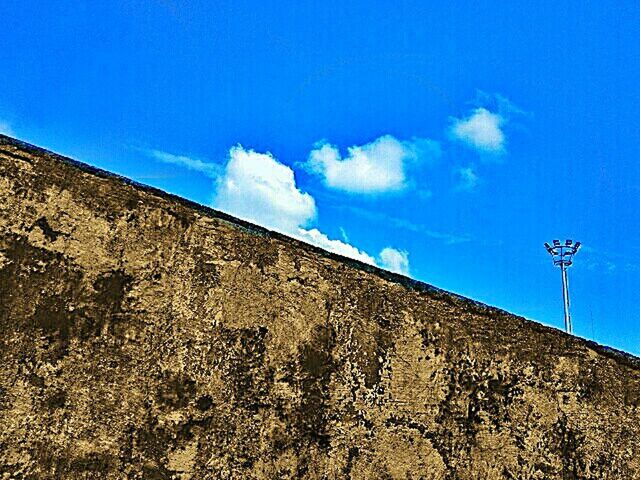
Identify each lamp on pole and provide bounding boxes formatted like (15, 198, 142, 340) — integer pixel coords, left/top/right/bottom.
(544, 239, 581, 334)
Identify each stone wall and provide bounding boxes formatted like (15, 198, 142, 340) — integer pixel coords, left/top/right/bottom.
(1, 134, 639, 479)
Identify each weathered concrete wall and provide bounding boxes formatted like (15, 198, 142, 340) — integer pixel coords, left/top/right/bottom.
(0, 134, 639, 479)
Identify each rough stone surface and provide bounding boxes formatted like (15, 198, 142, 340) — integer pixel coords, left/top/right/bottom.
(1, 134, 639, 479)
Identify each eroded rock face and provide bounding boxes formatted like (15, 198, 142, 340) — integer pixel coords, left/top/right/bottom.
(0, 135, 639, 479)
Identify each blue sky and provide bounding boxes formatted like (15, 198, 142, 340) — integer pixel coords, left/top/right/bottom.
(1, 1, 639, 355)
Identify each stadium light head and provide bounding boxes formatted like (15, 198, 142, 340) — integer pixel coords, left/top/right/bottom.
(553, 239, 561, 246)
(574, 241, 581, 250)
(544, 242, 552, 251)
(566, 239, 572, 246)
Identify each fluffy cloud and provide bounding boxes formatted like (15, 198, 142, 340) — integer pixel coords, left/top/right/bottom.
(306, 135, 440, 194)
(449, 108, 505, 153)
(213, 146, 316, 233)
(456, 166, 480, 191)
(378, 247, 410, 275)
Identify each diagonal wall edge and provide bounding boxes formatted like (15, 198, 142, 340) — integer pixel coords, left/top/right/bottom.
(1, 134, 639, 479)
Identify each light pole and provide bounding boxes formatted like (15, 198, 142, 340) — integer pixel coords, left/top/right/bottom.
(544, 239, 581, 334)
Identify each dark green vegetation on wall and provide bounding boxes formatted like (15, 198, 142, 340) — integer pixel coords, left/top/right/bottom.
(1, 135, 639, 479)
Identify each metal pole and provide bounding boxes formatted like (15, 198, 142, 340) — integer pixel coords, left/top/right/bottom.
(561, 264, 572, 334)
(545, 240, 580, 335)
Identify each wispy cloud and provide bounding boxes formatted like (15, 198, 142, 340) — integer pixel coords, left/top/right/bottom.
(473, 90, 528, 118)
(391, 219, 472, 245)
(580, 244, 640, 274)
(150, 149, 222, 177)
(456, 166, 480, 191)
(585, 260, 617, 274)
(449, 108, 505, 154)
(133, 173, 182, 180)
(344, 205, 471, 245)
(306, 134, 440, 194)
(0, 120, 14, 137)
(339, 226, 350, 243)
(416, 189, 433, 201)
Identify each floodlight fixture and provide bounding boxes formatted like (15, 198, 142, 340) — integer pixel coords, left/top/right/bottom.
(544, 239, 581, 334)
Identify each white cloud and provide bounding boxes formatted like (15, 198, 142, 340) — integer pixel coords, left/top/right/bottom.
(449, 108, 505, 153)
(378, 247, 410, 275)
(294, 228, 376, 265)
(151, 149, 221, 177)
(213, 146, 316, 233)
(0, 121, 14, 137)
(456, 166, 480, 191)
(306, 135, 440, 194)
